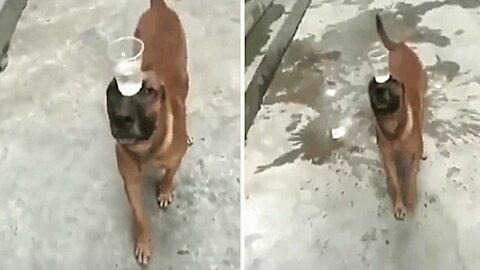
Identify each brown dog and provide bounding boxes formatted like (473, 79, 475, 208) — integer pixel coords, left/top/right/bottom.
(368, 14, 426, 220)
(106, 0, 189, 264)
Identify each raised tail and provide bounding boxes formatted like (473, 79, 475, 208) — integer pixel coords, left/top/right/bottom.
(375, 14, 398, 50)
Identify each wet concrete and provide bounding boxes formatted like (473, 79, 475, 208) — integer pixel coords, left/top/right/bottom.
(246, 0, 480, 269)
(0, 0, 240, 269)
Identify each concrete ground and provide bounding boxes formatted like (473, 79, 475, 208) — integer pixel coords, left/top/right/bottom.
(0, 0, 240, 269)
(246, 0, 480, 269)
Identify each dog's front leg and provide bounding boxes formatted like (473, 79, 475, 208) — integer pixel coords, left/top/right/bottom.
(157, 157, 182, 208)
(116, 144, 151, 264)
(380, 147, 406, 220)
(406, 138, 423, 209)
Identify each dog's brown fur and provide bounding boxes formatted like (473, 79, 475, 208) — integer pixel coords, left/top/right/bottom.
(115, 0, 189, 264)
(374, 14, 426, 220)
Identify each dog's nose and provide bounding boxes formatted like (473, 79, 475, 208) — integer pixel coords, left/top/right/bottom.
(116, 114, 134, 128)
(376, 88, 389, 101)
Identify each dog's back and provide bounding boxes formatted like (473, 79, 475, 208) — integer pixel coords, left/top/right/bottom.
(375, 14, 425, 124)
(135, 0, 188, 100)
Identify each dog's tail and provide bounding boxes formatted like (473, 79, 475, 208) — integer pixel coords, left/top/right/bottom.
(150, 0, 166, 7)
(375, 14, 398, 51)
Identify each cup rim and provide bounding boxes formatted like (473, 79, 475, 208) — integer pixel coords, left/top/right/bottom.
(108, 36, 144, 62)
(368, 49, 388, 61)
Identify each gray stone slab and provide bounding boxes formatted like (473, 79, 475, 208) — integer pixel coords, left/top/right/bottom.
(245, 0, 311, 136)
(0, 0, 26, 73)
(245, 0, 295, 92)
(246, 0, 480, 269)
(0, 0, 240, 269)
(245, 0, 273, 36)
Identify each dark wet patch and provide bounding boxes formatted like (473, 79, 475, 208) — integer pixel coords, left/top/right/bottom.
(446, 166, 460, 178)
(426, 55, 460, 81)
(343, 0, 374, 5)
(262, 36, 341, 112)
(361, 228, 377, 242)
(409, 26, 450, 47)
(177, 249, 190, 255)
(245, 4, 285, 67)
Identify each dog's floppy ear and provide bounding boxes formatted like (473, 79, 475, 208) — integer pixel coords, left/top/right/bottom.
(368, 76, 378, 89)
(368, 77, 378, 106)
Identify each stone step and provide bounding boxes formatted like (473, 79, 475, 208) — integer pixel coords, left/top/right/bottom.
(0, 0, 27, 73)
(245, 0, 312, 136)
(245, 0, 274, 37)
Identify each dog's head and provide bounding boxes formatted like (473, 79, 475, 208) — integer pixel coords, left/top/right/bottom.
(368, 75, 404, 116)
(106, 78, 165, 145)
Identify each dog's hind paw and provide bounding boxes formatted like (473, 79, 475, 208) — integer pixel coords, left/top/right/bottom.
(158, 192, 173, 208)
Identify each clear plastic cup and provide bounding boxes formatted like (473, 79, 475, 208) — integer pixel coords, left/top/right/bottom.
(322, 59, 338, 96)
(108, 36, 144, 96)
(368, 45, 390, 83)
(428, 70, 447, 89)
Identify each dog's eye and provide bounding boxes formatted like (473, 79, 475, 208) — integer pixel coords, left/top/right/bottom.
(144, 87, 155, 96)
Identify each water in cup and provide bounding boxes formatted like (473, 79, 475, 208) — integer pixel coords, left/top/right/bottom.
(114, 60, 143, 96)
(429, 71, 447, 89)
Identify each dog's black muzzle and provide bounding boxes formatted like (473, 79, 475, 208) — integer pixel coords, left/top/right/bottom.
(106, 78, 155, 144)
(368, 75, 404, 115)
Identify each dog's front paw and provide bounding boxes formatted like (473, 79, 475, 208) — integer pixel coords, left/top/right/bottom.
(157, 192, 173, 208)
(135, 233, 151, 265)
(393, 202, 406, 221)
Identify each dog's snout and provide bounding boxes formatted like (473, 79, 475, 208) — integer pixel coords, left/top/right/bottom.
(381, 88, 389, 100)
(116, 113, 135, 128)
(376, 87, 390, 101)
